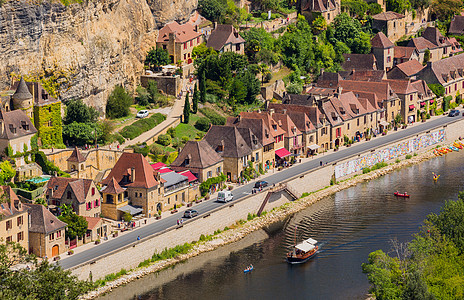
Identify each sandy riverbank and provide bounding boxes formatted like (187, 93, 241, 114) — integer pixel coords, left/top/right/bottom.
(82, 147, 439, 299)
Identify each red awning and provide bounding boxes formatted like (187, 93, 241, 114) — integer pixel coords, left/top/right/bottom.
(275, 148, 291, 158)
(430, 99, 434, 104)
(409, 105, 415, 110)
(151, 162, 166, 170)
(158, 167, 173, 173)
(420, 101, 425, 107)
(178, 170, 198, 182)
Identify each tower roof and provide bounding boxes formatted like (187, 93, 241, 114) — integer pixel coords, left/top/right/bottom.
(371, 32, 394, 49)
(67, 147, 86, 163)
(12, 77, 33, 100)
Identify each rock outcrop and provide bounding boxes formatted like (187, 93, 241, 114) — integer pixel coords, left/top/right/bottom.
(0, 0, 196, 113)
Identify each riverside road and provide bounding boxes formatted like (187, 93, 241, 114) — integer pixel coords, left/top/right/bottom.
(59, 114, 461, 270)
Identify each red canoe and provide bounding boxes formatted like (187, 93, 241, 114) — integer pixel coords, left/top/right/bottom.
(394, 192, 410, 198)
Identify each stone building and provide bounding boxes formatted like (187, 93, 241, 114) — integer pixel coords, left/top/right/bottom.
(371, 32, 395, 71)
(372, 12, 406, 42)
(206, 24, 245, 55)
(160, 172, 190, 210)
(24, 203, 67, 258)
(0, 109, 37, 162)
(11, 77, 34, 119)
(301, 0, 341, 24)
(0, 186, 28, 251)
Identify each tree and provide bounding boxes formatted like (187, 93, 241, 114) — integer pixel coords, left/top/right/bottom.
(106, 85, 133, 119)
(368, 2, 383, 14)
(386, 0, 411, 13)
(0, 161, 16, 185)
(194, 117, 211, 131)
(0, 241, 93, 299)
(423, 49, 430, 64)
(59, 203, 73, 217)
(183, 92, 190, 124)
(58, 213, 88, 240)
(192, 84, 199, 114)
(312, 16, 328, 34)
(64, 99, 99, 125)
(156, 134, 172, 146)
(63, 122, 100, 146)
(192, 43, 217, 61)
(123, 212, 133, 223)
(240, 70, 261, 104)
(145, 47, 170, 70)
(229, 78, 247, 104)
(332, 13, 371, 54)
(431, 0, 461, 21)
(286, 83, 303, 94)
(198, 0, 226, 22)
(199, 70, 207, 103)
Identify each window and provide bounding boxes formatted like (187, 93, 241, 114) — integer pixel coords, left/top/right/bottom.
(67, 191, 72, 199)
(92, 187, 95, 196)
(391, 100, 395, 107)
(17, 216, 23, 226)
(207, 171, 212, 178)
(6, 220, 12, 230)
(183, 43, 187, 50)
(182, 192, 185, 202)
(163, 44, 167, 50)
(255, 152, 259, 161)
(357, 119, 360, 126)
(86, 202, 91, 210)
(190, 40, 193, 47)
(57, 230, 61, 238)
(455, 84, 457, 91)
(410, 94, 413, 101)
(236, 44, 240, 51)
(184, 53, 186, 60)
(387, 56, 391, 63)
(309, 135, 314, 143)
(364, 115, 367, 124)
(17, 231, 24, 241)
(6, 236, 11, 242)
(347, 123, 350, 130)
(197, 37, 200, 43)
(217, 166, 221, 173)
(49, 233, 54, 240)
(95, 199, 100, 207)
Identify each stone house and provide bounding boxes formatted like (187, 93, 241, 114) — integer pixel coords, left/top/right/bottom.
(203, 125, 259, 182)
(24, 203, 67, 258)
(45, 176, 102, 218)
(387, 60, 424, 80)
(372, 12, 406, 42)
(100, 177, 128, 221)
(206, 24, 245, 55)
(371, 32, 394, 71)
(239, 111, 286, 153)
(101, 152, 162, 216)
(83, 217, 109, 243)
(236, 127, 264, 174)
(170, 140, 223, 182)
(411, 80, 435, 116)
(226, 117, 276, 170)
(0, 109, 37, 165)
(301, 0, 341, 24)
(415, 53, 464, 99)
(0, 186, 28, 251)
(407, 27, 452, 64)
(156, 21, 203, 77)
(384, 79, 419, 123)
(272, 113, 303, 156)
(449, 15, 464, 35)
(161, 172, 190, 210)
(393, 46, 420, 65)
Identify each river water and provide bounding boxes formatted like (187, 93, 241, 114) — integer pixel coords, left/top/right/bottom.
(100, 151, 464, 300)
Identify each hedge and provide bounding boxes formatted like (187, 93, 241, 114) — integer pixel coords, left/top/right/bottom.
(120, 113, 166, 140)
(199, 108, 226, 125)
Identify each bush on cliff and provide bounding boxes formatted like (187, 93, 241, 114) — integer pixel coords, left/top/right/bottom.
(106, 85, 133, 119)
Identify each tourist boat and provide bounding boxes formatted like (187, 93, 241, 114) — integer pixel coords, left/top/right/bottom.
(450, 146, 460, 152)
(244, 265, 254, 273)
(453, 142, 463, 149)
(394, 192, 410, 198)
(286, 237, 319, 264)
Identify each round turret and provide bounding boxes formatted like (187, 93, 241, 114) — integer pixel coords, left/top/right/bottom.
(12, 77, 33, 119)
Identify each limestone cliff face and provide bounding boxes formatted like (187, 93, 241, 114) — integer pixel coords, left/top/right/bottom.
(0, 0, 196, 113)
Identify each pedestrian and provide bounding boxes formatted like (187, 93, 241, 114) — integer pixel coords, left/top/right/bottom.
(320, 161, 322, 166)
(137, 236, 140, 241)
(177, 219, 179, 225)
(181, 219, 183, 225)
(117, 144, 120, 150)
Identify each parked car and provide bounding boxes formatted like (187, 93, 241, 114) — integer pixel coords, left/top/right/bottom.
(448, 109, 460, 117)
(136, 110, 149, 118)
(183, 209, 198, 218)
(254, 181, 268, 189)
(217, 191, 233, 203)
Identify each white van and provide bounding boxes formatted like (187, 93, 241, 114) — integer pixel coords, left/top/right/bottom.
(217, 191, 233, 203)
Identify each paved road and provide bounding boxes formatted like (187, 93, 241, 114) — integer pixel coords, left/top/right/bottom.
(59, 114, 461, 270)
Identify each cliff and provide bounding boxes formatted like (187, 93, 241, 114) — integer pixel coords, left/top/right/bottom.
(0, 0, 197, 113)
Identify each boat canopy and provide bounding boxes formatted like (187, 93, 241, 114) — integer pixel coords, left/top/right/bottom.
(295, 243, 315, 253)
(304, 238, 318, 245)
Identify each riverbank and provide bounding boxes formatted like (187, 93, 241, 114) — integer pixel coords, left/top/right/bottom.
(82, 144, 441, 299)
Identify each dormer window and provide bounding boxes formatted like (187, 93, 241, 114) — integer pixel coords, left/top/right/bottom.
(9, 124, 16, 134)
(184, 158, 190, 166)
(42, 90, 48, 101)
(21, 121, 29, 131)
(217, 145, 224, 152)
(272, 125, 277, 130)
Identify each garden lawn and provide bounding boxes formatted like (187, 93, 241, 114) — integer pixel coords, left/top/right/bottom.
(173, 114, 202, 140)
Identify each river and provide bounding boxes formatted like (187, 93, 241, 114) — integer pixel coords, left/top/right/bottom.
(100, 150, 464, 300)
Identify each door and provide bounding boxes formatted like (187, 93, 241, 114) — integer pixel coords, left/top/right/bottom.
(52, 245, 59, 257)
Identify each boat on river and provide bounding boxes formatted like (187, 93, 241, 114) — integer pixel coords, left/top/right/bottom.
(244, 265, 254, 273)
(394, 192, 410, 198)
(286, 237, 318, 264)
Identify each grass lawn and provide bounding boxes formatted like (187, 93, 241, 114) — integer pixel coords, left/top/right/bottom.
(173, 114, 203, 140)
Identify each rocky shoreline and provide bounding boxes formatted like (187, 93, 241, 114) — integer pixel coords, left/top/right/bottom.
(82, 148, 438, 299)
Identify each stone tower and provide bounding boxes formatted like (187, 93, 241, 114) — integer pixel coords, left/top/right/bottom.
(12, 77, 33, 119)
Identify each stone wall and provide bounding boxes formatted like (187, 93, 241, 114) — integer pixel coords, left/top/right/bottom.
(141, 74, 182, 96)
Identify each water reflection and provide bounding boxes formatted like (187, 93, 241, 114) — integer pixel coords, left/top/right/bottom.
(101, 152, 464, 300)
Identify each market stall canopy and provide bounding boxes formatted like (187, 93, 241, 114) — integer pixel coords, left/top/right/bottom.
(275, 148, 291, 158)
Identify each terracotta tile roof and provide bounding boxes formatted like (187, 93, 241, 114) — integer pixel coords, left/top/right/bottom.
(0, 186, 22, 217)
(411, 80, 434, 99)
(342, 53, 377, 71)
(348, 90, 382, 110)
(394, 46, 418, 59)
(286, 111, 315, 133)
(101, 177, 125, 194)
(416, 53, 464, 85)
(422, 27, 450, 47)
(101, 152, 159, 189)
(383, 79, 418, 95)
(203, 125, 252, 158)
(340, 70, 386, 82)
(12, 77, 32, 100)
(303, 0, 337, 12)
(305, 86, 336, 97)
(157, 21, 202, 44)
(372, 11, 405, 21)
(188, 11, 212, 28)
(46, 177, 94, 204)
(267, 103, 327, 129)
(67, 146, 86, 163)
(23, 203, 67, 234)
(84, 216, 102, 230)
(271, 113, 302, 138)
(392, 60, 424, 77)
(226, 117, 274, 146)
(171, 140, 223, 169)
(317, 71, 343, 87)
(321, 100, 343, 126)
(449, 16, 464, 35)
(239, 111, 286, 138)
(339, 80, 397, 102)
(407, 37, 437, 51)
(371, 32, 394, 49)
(0, 109, 37, 140)
(206, 24, 245, 51)
(281, 94, 316, 106)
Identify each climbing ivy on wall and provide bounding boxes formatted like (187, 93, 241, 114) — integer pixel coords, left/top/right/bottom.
(33, 102, 64, 148)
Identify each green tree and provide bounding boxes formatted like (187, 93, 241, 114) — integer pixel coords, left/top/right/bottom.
(312, 16, 328, 34)
(183, 92, 190, 124)
(63, 122, 100, 146)
(410, 0, 430, 9)
(386, 0, 411, 13)
(229, 78, 247, 104)
(331, 13, 371, 54)
(64, 99, 99, 125)
(156, 134, 172, 146)
(0, 161, 16, 185)
(199, 70, 207, 103)
(198, 0, 226, 22)
(192, 84, 199, 114)
(0, 241, 93, 299)
(59, 203, 73, 217)
(194, 117, 211, 131)
(431, 0, 461, 21)
(368, 2, 383, 14)
(145, 47, 170, 70)
(106, 85, 133, 119)
(192, 43, 217, 61)
(58, 213, 88, 240)
(240, 70, 261, 104)
(423, 49, 430, 64)
(123, 212, 133, 223)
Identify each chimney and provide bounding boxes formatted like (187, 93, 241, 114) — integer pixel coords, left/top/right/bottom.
(214, 22, 217, 29)
(195, 25, 199, 32)
(131, 168, 135, 182)
(269, 108, 275, 115)
(337, 86, 343, 94)
(283, 108, 287, 114)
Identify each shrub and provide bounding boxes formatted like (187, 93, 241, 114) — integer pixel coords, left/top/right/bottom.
(405, 154, 412, 159)
(205, 93, 218, 103)
(199, 108, 226, 125)
(199, 173, 227, 195)
(167, 127, 176, 138)
(150, 143, 165, 156)
(395, 159, 401, 163)
(301, 192, 310, 198)
(157, 134, 172, 146)
(106, 85, 133, 119)
(119, 113, 166, 140)
(132, 143, 150, 156)
(247, 213, 257, 221)
(194, 117, 211, 131)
